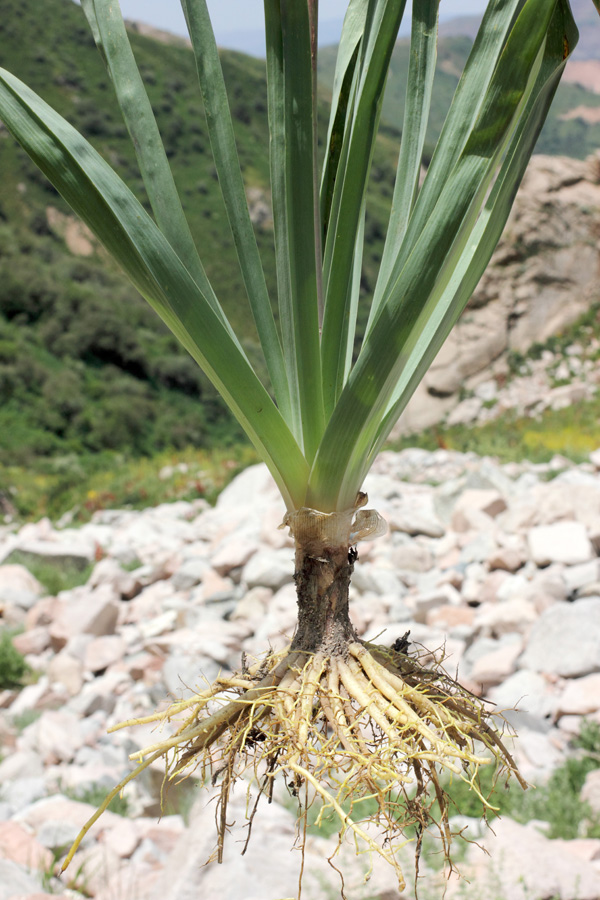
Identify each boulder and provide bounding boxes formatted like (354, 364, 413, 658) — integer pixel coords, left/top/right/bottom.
(555, 673, 600, 718)
(449, 817, 600, 900)
(49, 585, 120, 650)
(528, 521, 594, 566)
(519, 597, 600, 677)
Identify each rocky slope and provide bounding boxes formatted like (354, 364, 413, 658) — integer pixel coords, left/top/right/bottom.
(1, 449, 600, 898)
(397, 154, 600, 436)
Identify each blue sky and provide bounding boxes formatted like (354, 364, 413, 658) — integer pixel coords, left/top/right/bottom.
(109, 1, 489, 55)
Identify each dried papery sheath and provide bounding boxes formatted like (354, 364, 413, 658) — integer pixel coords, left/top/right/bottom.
(281, 491, 387, 550)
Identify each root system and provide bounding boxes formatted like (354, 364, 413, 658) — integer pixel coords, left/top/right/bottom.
(61, 497, 525, 895)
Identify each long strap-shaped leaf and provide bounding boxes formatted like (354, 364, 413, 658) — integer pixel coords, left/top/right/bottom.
(180, 0, 291, 419)
(264, 0, 324, 462)
(368, 0, 577, 469)
(0, 68, 308, 510)
(369, 0, 439, 328)
(320, 0, 367, 240)
(368, 0, 524, 332)
(80, 0, 232, 338)
(320, 0, 407, 417)
(308, 0, 572, 510)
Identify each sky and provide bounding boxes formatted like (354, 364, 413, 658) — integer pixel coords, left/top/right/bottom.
(107, 1, 490, 55)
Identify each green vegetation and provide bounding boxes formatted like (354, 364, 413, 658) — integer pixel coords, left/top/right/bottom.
(0, 631, 30, 689)
(407, 396, 600, 466)
(306, 720, 600, 843)
(2, 549, 93, 595)
(444, 720, 600, 840)
(321, 34, 600, 161)
(0, 443, 259, 523)
(65, 781, 130, 817)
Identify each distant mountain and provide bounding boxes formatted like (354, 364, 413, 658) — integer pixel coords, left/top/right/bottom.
(319, 31, 600, 159)
(440, 0, 600, 60)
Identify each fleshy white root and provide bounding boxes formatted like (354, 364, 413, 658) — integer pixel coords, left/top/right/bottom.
(61, 639, 525, 894)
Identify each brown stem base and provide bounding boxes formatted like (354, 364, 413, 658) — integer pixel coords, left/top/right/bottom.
(291, 543, 357, 654)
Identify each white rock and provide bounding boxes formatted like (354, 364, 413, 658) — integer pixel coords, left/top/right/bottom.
(242, 548, 294, 591)
(555, 673, 600, 718)
(49, 584, 120, 649)
(529, 521, 594, 566)
(489, 669, 555, 719)
(454, 817, 600, 900)
(211, 537, 259, 576)
(519, 597, 600, 677)
(84, 635, 127, 673)
(0, 859, 43, 900)
(171, 558, 210, 591)
(0, 564, 43, 609)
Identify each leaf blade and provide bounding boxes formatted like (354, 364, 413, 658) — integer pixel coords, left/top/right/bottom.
(0, 68, 308, 509)
(181, 0, 291, 419)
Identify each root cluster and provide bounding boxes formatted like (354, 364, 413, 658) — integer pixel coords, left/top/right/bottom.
(62, 637, 525, 893)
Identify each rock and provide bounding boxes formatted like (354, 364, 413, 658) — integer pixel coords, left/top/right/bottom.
(0, 861, 43, 900)
(581, 769, 600, 817)
(563, 559, 600, 594)
(146, 791, 333, 900)
(475, 597, 537, 635)
(387, 493, 445, 538)
(0, 751, 44, 783)
(0, 564, 43, 609)
(451, 817, 600, 900)
(470, 639, 522, 687)
(171, 558, 210, 591)
(0, 821, 53, 870)
(529, 522, 594, 566)
(488, 546, 525, 572)
(13, 536, 95, 569)
(391, 541, 433, 573)
(489, 669, 555, 719)
(46, 652, 84, 696)
(49, 585, 120, 650)
(84, 635, 126, 673)
(242, 548, 294, 591)
(412, 584, 462, 623)
(519, 598, 600, 677)
(211, 537, 258, 576)
(555, 674, 600, 718)
(453, 488, 507, 519)
(11, 627, 50, 657)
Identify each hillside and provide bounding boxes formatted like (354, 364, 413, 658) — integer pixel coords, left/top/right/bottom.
(319, 31, 600, 158)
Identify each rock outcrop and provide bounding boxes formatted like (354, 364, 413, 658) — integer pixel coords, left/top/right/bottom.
(397, 154, 600, 434)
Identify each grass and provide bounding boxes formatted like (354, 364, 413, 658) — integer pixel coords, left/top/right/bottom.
(3, 549, 94, 596)
(301, 720, 600, 849)
(0, 630, 31, 689)
(64, 781, 130, 817)
(0, 443, 259, 524)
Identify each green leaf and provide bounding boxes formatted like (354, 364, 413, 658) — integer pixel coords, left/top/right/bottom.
(369, 0, 439, 329)
(80, 0, 228, 334)
(180, 0, 291, 419)
(370, 0, 524, 324)
(320, 0, 367, 240)
(308, 0, 576, 511)
(368, 0, 579, 470)
(0, 68, 308, 509)
(264, 0, 324, 461)
(320, 0, 407, 417)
